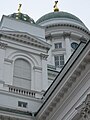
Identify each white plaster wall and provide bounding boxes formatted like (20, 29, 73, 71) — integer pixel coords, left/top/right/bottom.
(0, 48, 5, 81)
(0, 16, 45, 39)
(0, 91, 42, 113)
(0, 34, 48, 92)
(46, 25, 89, 72)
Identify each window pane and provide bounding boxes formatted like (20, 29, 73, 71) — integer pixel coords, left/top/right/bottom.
(59, 43, 62, 48)
(55, 44, 58, 49)
(54, 55, 64, 68)
(23, 102, 27, 108)
(55, 43, 62, 49)
(55, 56, 59, 60)
(18, 101, 27, 108)
(60, 55, 64, 60)
(71, 42, 78, 50)
(55, 61, 59, 67)
(60, 60, 64, 65)
(14, 59, 31, 79)
(13, 59, 31, 89)
(55, 56, 59, 67)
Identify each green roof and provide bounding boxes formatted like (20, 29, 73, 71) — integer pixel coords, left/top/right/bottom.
(8, 13, 35, 24)
(36, 11, 84, 24)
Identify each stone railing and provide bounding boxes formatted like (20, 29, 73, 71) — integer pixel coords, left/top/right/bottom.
(8, 85, 43, 98)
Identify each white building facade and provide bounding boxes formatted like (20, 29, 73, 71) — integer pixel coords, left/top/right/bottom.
(0, 5, 90, 120)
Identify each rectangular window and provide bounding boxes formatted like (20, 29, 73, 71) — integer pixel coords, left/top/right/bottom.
(18, 101, 27, 108)
(54, 55, 64, 68)
(55, 43, 62, 49)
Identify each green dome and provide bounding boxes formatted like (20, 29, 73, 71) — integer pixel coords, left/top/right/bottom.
(8, 13, 35, 24)
(36, 11, 83, 24)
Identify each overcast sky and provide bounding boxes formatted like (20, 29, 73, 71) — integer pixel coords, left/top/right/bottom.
(0, 0, 90, 30)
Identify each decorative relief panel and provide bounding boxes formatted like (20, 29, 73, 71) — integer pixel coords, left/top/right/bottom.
(76, 94, 90, 120)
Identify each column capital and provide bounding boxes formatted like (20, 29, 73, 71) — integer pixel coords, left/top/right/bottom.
(63, 32, 71, 38)
(45, 33, 52, 40)
(0, 42, 7, 49)
(76, 94, 90, 120)
(79, 36, 87, 43)
(40, 53, 48, 60)
(4, 58, 13, 64)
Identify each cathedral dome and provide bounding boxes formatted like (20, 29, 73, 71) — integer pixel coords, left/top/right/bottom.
(36, 11, 89, 31)
(36, 11, 82, 24)
(8, 13, 35, 24)
(36, 11, 86, 27)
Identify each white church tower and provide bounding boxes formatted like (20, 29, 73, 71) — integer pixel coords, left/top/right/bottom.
(36, 1, 90, 84)
(0, 1, 90, 120)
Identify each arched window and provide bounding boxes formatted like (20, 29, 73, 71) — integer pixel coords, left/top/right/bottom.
(13, 59, 31, 89)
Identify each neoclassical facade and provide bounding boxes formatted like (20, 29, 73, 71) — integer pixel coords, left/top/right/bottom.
(0, 3, 90, 120)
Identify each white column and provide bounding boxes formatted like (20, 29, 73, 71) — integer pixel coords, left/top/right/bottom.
(40, 53, 48, 91)
(63, 32, 71, 61)
(46, 34, 52, 65)
(47, 39, 52, 65)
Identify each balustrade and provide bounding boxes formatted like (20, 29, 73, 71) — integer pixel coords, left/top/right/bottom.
(8, 85, 42, 98)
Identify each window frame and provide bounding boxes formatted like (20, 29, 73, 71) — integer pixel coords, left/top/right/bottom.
(54, 42, 62, 49)
(18, 101, 28, 108)
(13, 58, 31, 88)
(13, 58, 31, 80)
(54, 54, 64, 68)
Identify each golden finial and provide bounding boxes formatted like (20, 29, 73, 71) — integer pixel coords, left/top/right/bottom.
(53, 1, 59, 12)
(18, 4, 22, 13)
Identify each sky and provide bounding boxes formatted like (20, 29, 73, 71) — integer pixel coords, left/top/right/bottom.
(0, 0, 90, 30)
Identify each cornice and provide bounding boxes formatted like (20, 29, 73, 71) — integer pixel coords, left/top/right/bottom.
(0, 32, 50, 51)
(35, 41, 90, 120)
(46, 23, 90, 36)
(37, 54, 90, 120)
(46, 31, 89, 42)
(0, 106, 32, 116)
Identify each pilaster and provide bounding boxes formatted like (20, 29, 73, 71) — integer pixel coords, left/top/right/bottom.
(0, 42, 7, 82)
(63, 32, 71, 60)
(40, 53, 48, 91)
(33, 66, 42, 91)
(3, 58, 13, 85)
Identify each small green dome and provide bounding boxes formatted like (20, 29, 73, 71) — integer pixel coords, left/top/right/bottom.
(36, 11, 83, 24)
(8, 13, 35, 24)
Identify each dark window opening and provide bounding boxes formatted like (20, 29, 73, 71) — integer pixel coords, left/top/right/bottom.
(18, 101, 27, 108)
